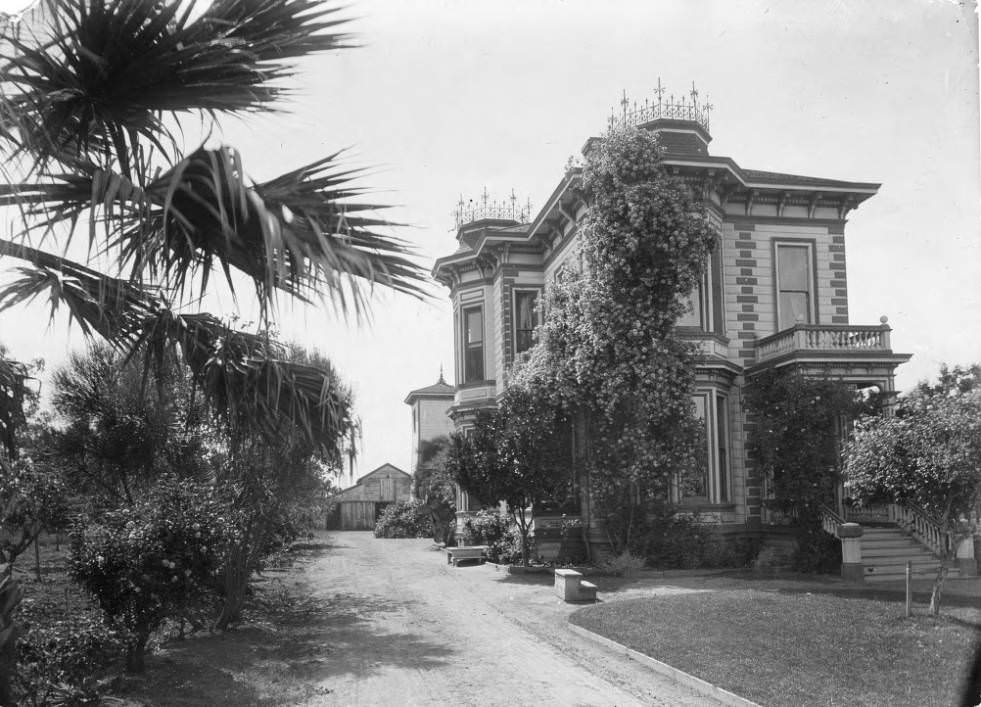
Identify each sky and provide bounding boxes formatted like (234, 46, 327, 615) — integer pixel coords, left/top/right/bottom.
(0, 0, 978, 481)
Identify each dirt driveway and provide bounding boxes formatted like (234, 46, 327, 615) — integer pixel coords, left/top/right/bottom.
(122, 530, 717, 706)
(287, 531, 717, 706)
(116, 532, 713, 707)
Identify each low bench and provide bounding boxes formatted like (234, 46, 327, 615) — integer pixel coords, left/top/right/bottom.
(446, 545, 488, 566)
(554, 568, 597, 602)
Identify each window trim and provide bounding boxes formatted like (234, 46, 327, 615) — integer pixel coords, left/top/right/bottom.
(679, 389, 731, 505)
(461, 304, 485, 383)
(774, 240, 818, 331)
(678, 249, 721, 333)
(512, 287, 542, 358)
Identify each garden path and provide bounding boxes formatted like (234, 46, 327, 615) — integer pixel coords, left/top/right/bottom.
(292, 531, 714, 706)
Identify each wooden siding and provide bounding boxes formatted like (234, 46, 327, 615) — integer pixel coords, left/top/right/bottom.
(339, 501, 376, 530)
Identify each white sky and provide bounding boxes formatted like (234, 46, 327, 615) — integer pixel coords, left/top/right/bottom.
(0, 0, 978, 480)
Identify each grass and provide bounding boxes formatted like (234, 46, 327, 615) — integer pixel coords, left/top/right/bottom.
(571, 588, 981, 707)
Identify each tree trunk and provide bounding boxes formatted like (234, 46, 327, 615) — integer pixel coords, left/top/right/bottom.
(929, 561, 949, 616)
(125, 636, 147, 673)
(0, 570, 20, 707)
(33, 536, 41, 583)
(214, 541, 250, 631)
(515, 509, 531, 567)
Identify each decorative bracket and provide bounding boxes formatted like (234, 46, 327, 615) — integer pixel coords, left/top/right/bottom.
(807, 192, 821, 219)
(776, 191, 790, 218)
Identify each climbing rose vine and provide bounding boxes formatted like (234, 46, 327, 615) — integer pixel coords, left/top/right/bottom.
(512, 126, 717, 553)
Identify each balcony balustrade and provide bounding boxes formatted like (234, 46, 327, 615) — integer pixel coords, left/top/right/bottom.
(756, 320, 892, 364)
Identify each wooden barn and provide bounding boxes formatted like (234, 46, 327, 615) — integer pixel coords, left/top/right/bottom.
(328, 463, 412, 530)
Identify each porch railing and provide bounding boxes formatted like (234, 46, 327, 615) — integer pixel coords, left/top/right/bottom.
(756, 323, 892, 363)
(887, 502, 951, 558)
(820, 504, 845, 537)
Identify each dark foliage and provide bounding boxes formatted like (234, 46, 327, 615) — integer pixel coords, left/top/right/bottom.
(373, 501, 432, 539)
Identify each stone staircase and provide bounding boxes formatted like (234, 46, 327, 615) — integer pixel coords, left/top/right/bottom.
(862, 525, 941, 583)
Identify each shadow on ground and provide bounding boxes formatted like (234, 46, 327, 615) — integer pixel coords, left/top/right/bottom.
(113, 585, 454, 706)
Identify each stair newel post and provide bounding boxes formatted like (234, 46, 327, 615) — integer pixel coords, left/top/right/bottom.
(956, 535, 977, 577)
(905, 561, 912, 617)
(838, 522, 864, 582)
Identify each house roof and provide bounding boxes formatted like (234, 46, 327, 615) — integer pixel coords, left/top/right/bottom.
(354, 463, 410, 484)
(740, 169, 877, 190)
(404, 374, 455, 404)
(334, 463, 411, 501)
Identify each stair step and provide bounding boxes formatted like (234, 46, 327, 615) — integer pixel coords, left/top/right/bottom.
(864, 543, 935, 553)
(862, 557, 940, 567)
(864, 549, 936, 559)
(866, 570, 940, 581)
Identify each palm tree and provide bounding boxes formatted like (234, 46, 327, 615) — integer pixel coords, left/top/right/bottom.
(0, 0, 428, 455)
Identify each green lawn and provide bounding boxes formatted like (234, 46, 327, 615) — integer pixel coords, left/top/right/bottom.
(571, 589, 979, 707)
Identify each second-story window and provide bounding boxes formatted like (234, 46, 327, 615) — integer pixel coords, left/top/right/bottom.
(678, 271, 708, 329)
(513, 290, 540, 356)
(463, 305, 484, 382)
(678, 251, 718, 331)
(776, 243, 814, 330)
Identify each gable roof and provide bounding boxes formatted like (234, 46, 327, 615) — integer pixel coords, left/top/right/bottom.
(404, 377, 455, 404)
(354, 463, 410, 485)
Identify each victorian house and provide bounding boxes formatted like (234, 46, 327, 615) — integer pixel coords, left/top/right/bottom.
(430, 84, 911, 559)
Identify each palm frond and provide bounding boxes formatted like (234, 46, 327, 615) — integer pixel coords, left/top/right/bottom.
(0, 241, 350, 453)
(0, 239, 157, 339)
(127, 310, 351, 456)
(1, 146, 429, 310)
(0, 0, 352, 168)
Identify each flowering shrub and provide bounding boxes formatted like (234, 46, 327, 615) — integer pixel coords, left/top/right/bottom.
(69, 477, 232, 672)
(373, 501, 432, 539)
(462, 510, 524, 564)
(16, 611, 124, 705)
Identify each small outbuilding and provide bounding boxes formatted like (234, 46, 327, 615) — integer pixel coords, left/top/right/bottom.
(328, 463, 412, 530)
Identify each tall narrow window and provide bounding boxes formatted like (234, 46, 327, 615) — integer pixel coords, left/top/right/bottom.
(513, 290, 540, 355)
(777, 244, 813, 330)
(463, 306, 484, 382)
(716, 394, 729, 503)
(682, 394, 710, 501)
(681, 390, 730, 505)
(678, 261, 713, 331)
(678, 277, 706, 328)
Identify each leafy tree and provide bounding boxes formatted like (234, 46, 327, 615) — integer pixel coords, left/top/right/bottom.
(493, 387, 571, 564)
(445, 388, 570, 565)
(208, 340, 355, 629)
(443, 414, 502, 513)
(511, 126, 717, 553)
(49, 343, 209, 505)
(411, 436, 457, 544)
(0, 458, 70, 568)
(0, 345, 42, 462)
(843, 365, 981, 614)
(0, 346, 49, 703)
(744, 370, 871, 572)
